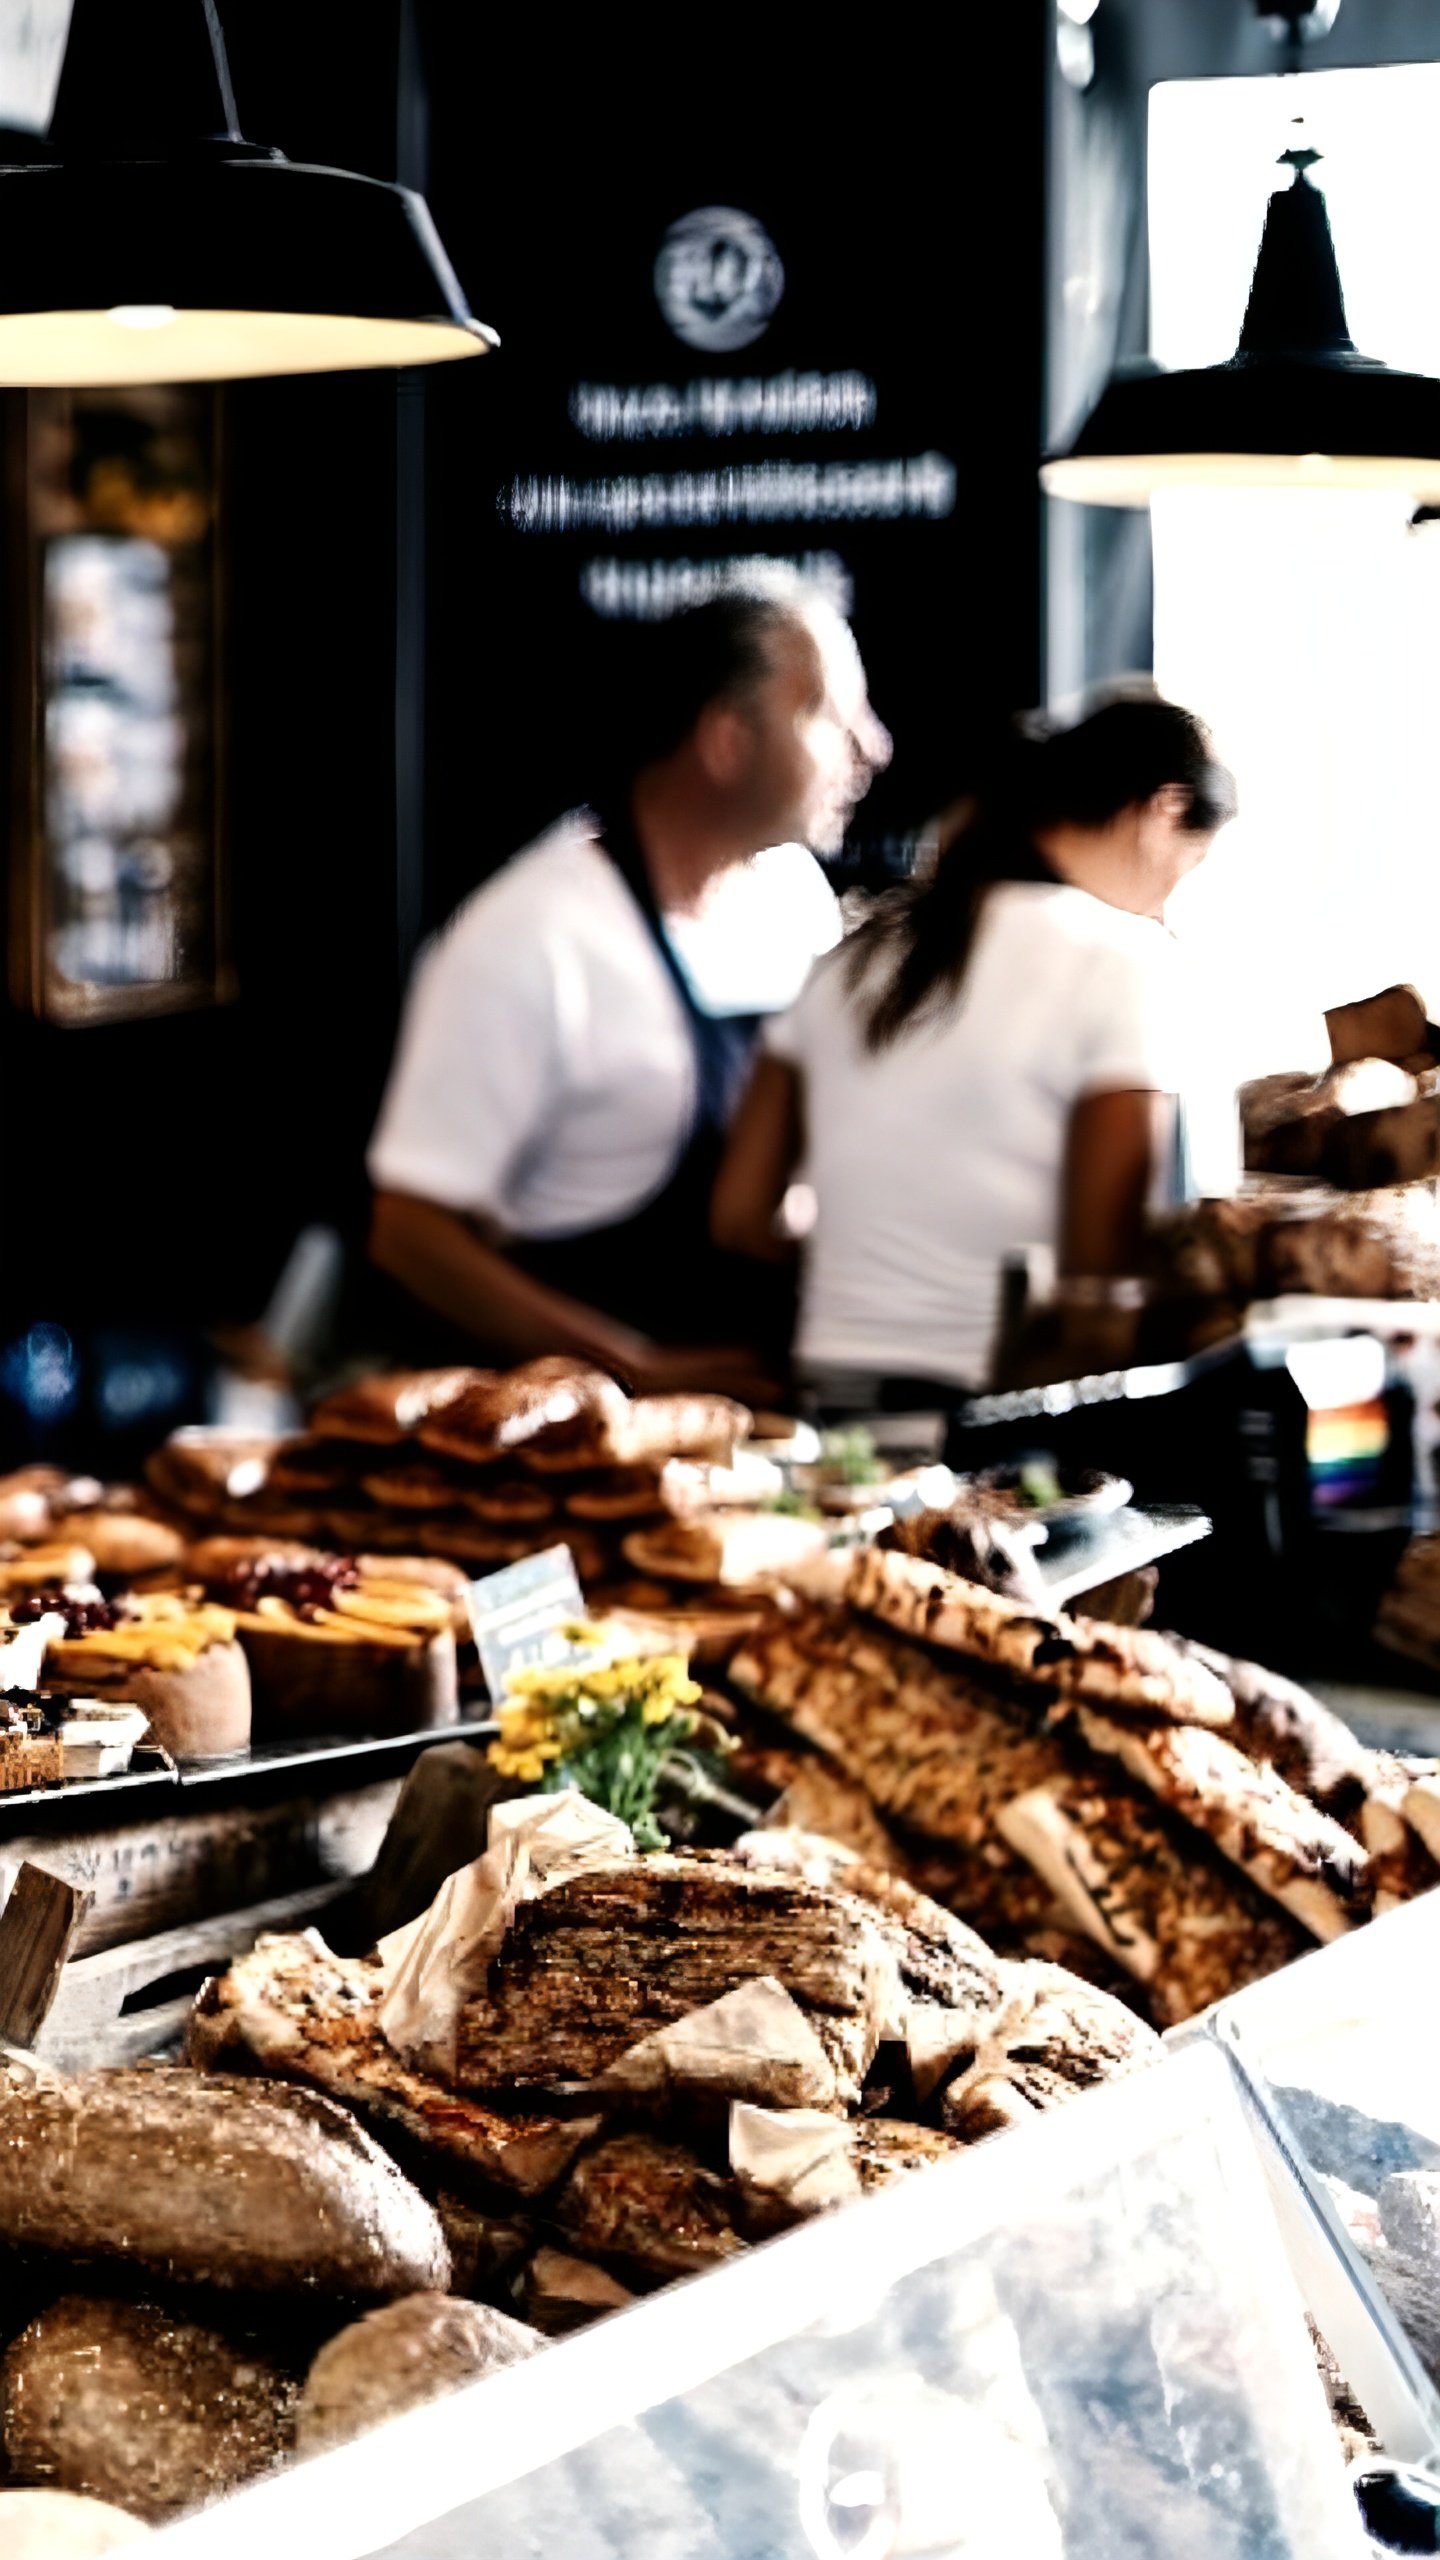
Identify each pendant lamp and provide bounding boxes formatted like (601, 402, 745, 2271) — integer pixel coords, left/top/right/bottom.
(1042, 139, 1440, 507)
(0, 0, 496, 386)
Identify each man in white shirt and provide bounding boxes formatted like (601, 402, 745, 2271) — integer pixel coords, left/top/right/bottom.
(367, 576, 890, 1392)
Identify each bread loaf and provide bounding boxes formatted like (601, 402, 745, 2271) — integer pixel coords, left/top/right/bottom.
(0, 2066, 450, 2301)
(787, 1547, 1235, 1728)
(2, 2296, 295, 2523)
(295, 2295, 542, 2457)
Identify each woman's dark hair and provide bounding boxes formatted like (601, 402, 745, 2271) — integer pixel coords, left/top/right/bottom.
(849, 691, 1237, 1052)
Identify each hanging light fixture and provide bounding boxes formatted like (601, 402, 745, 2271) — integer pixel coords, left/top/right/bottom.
(1042, 0, 1440, 506)
(0, 0, 496, 386)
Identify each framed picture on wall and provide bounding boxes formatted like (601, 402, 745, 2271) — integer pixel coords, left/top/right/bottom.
(7, 383, 233, 1026)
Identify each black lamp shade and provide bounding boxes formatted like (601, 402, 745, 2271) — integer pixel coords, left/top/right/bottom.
(0, 154, 496, 382)
(1043, 350, 1440, 503)
(1044, 157, 1440, 504)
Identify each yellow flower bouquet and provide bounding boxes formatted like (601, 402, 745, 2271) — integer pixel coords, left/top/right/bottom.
(488, 1644, 719, 1848)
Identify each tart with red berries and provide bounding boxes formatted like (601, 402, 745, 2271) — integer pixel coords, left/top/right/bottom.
(205, 1553, 460, 1741)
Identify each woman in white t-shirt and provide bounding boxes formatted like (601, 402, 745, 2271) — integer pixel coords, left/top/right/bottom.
(711, 695, 1238, 1399)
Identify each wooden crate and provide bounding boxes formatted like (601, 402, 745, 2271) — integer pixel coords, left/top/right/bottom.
(0, 1777, 401, 1957)
(0, 1860, 350, 2072)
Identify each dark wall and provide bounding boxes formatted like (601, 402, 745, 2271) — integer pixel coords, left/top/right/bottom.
(0, 2, 407, 1370)
(414, 14, 1050, 925)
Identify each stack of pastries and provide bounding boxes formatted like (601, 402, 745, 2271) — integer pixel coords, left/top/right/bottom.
(146, 1358, 822, 1635)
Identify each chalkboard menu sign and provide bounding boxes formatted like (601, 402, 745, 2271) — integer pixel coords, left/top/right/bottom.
(416, 25, 1046, 922)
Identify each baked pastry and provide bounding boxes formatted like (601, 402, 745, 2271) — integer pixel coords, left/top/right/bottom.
(938, 1960, 1157, 2138)
(562, 1468, 665, 1522)
(48, 1513, 183, 1580)
(0, 2063, 450, 2298)
(359, 1461, 464, 1512)
(208, 1553, 458, 1741)
(190, 1931, 603, 2198)
(730, 1605, 1073, 1856)
(447, 1854, 897, 2110)
(295, 2295, 541, 2458)
(18, 1589, 251, 1758)
(996, 1772, 1307, 2024)
(789, 1547, 1235, 1728)
(0, 1468, 67, 1545)
(1, 2296, 296, 2524)
(729, 1603, 1304, 2022)
(623, 1511, 827, 1587)
(595, 1597, 777, 1665)
(308, 1368, 484, 1446)
(188, 1538, 472, 1643)
(1071, 1706, 1373, 1940)
(418, 1358, 630, 1466)
(1162, 1632, 1376, 1815)
(552, 2133, 746, 2285)
(143, 1431, 287, 1519)
(521, 2247, 635, 2333)
(386, 1516, 541, 1568)
(0, 1544, 96, 1598)
(383, 1517, 609, 1586)
(610, 1396, 752, 1467)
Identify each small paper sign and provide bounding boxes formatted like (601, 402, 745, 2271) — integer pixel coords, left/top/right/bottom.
(465, 1545, 607, 1701)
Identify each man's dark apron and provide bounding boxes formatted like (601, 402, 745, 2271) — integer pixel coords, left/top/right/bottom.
(513, 810, 792, 1351)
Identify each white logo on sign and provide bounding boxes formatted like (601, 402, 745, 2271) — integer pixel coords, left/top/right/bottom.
(654, 206, 785, 354)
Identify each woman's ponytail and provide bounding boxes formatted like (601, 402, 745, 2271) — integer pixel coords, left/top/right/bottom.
(846, 691, 1235, 1053)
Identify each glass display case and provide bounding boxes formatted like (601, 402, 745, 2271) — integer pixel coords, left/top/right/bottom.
(1181, 1887, 1440, 2471)
(155, 2044, 1365, 2560)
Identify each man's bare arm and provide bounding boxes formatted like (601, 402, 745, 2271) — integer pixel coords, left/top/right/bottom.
(370, 1190, 652, 1372)
(368, 1191, 779, 1399)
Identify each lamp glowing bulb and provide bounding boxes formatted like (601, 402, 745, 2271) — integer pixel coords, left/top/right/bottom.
(107, 304, 178, 330)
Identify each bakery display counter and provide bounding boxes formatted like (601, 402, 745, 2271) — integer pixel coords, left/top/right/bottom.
(151, 2042, 1365, 2560)
(0, 1719, 496, 1825)
(1182, 1886, 1440, 2471)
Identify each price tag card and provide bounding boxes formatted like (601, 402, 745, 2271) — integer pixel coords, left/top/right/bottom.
(465, 1545, 607, 1702)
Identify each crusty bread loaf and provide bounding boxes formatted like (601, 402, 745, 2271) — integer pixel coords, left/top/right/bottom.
(0, 2065, 450, 2301)
(295, 2294, 542, 2457)
(0, 2489, 151, 2554)
(1072, 1708, 1372, 1940)
(786, 1547, 1235, 1728)
(189, 1932, 603, 2199)
(938, 1961, 1157, 2139)
(2, 2296, 295, 2523)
